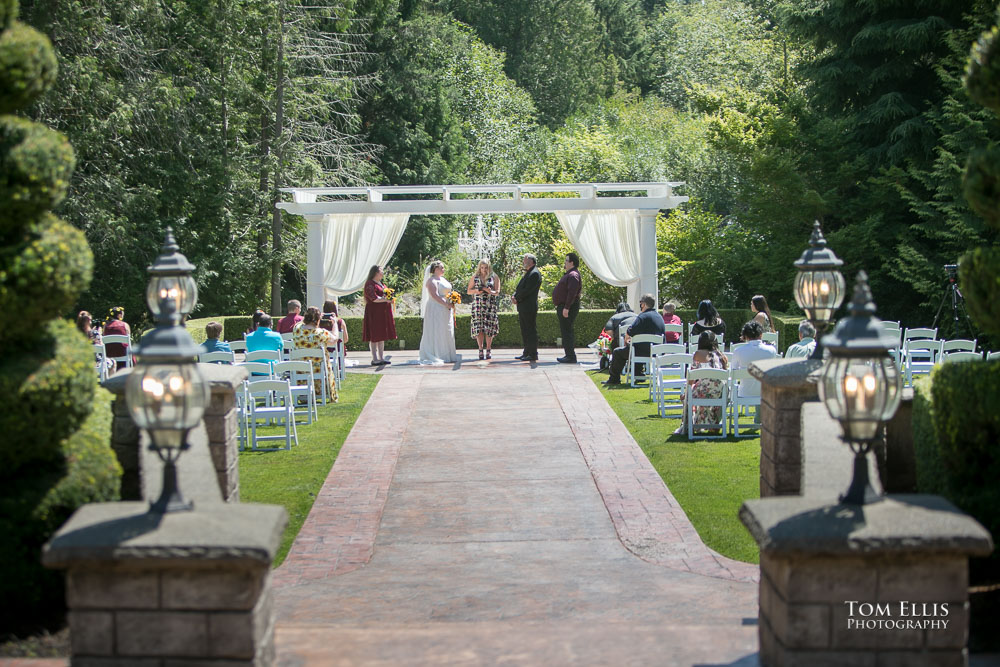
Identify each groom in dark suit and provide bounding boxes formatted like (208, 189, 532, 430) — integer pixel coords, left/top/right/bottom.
(511, 253, 542, 361)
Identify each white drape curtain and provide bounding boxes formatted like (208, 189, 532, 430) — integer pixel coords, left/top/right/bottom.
(555, 209, 641, 292)
(316, 213, 410, 298)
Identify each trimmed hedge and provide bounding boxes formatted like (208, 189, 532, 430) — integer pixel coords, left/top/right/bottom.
(0, 22, 58, 115)
(912, 362, 1000, 575)
(0, 386, 119, 632)
(0, 115, 74, 229)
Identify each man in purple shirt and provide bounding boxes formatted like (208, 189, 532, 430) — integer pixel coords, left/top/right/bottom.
(661, 302, 682, 344)
(275, 299, 303, 334)
(553, 252, 582, 363)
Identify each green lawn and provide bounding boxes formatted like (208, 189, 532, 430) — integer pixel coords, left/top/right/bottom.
(239, 374, 380, 566)
(588, 373, 761, 563)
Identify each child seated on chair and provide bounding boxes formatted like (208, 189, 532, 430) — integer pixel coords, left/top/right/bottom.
(200, 321, 231, 358)
(674, 331, 729, 435)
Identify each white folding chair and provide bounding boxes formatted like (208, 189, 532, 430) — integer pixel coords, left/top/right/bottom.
(664, 323, 684, 346)
(280, 332, 295, 360)
(729, 342, 750, 354)
(881, 320, 901, 330)
(686, 368, 729, 440)
(247, 380, 298, 451)
(941, 351, 982, 363)
(988, 351, 1000, 361)
(904, 339, 943, 387)
(653, 353, 691, 418)
(649, 344, 687, 401)
(941, 339, 977, 354)
(246, 349, 281, 364)
(730, 368, 762, 437)
(626, 334, 663, 387)
(235, 361, 275, 446)
(274, 360, 318, 425)
(102, 334, 132, 370)
(228, 340, 247, 354)
(199, 350, 235, 364)
(762, 331, 779, 348)
(903, 327, 938, 343)
(290, 348, 331, 405)
(93, 343, 108, 382)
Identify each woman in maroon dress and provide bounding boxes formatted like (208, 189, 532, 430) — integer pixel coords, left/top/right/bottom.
(362, 265, 396, 365)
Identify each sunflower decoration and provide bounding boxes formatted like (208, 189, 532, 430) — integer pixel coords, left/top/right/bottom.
(108, 306, 125, 320)
(446, 290, 461, 304)
(382, 286, 395, 301)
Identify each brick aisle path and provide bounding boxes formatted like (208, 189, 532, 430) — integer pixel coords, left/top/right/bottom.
(273, 350, 761, 665)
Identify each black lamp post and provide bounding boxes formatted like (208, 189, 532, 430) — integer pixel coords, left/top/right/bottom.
(125, 230, 207, 513)
(818, 271, 902, 505)
(145, 227, 198, 319)
(794, 220, 846, 359)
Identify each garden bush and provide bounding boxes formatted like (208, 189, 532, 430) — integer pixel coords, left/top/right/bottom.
(0, 5, 117, 635)
(912, 362, 1000, 577)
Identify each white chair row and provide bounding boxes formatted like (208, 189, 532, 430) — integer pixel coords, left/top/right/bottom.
(650, 353, 764, 440)
(233, 359, 318, 451)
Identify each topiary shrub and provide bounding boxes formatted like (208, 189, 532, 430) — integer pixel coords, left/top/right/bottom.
(0, 7, 118, 636)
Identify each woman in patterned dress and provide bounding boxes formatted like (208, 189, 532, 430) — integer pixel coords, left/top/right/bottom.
(675, 331, 728, 434)
(292, 307, 338, 403)
(466, 258, 500, 360)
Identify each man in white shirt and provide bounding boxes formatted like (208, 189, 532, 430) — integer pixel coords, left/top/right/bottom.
(784, 320, 817, 359)
(731, 320, 778, 396)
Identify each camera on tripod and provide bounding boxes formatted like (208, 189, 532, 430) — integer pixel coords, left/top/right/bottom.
(943, 263, 959, 279)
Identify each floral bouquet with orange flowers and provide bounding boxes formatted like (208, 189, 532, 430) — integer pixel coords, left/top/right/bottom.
(446, 290, 461, 305)
(382, 286, 395, 301)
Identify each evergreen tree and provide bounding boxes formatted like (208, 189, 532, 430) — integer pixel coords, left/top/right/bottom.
(0, 1, 119, 633)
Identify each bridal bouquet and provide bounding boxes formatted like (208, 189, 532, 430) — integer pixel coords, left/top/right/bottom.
(382, 286, 395, 301)
(446, 290, 461, 305)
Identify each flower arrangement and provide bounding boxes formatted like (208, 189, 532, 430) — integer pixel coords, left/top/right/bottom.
(382, 286, 395, 301)
(597, 330, 612, 358)
(446, 290, 461, 304)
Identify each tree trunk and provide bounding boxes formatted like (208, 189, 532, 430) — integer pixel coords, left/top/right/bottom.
(269, 3, 286, 315)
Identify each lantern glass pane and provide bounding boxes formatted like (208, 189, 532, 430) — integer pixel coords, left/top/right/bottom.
(795, 269, 845, 322)
(820, 354, 899, 442)
(146, 274, 198, 317)
(125, 363, 208, 442)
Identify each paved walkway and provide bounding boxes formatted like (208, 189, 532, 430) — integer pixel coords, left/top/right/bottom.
(273, 349, 760, 665)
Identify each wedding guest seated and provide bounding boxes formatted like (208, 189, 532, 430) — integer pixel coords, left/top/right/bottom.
(784, 321, 817, 359)
(603, 294, 665, 386)
(661, 302, 682, 343)
(275, 299, 303, 334)
(246, 309, 265, 335)
(246, 313, 283, 352)
(605, 302, 636, 345)
(200, 321, 231, 358)
(691, 300, 726, 339)
(731, 320, 778, 396)
(674, 331, 729, 435)
(78, 310, 114, 376)
(320, 299, 348, 355)
(103, 306, 131, 371)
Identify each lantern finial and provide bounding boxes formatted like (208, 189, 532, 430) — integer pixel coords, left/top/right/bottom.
(847, 270, 877, 317)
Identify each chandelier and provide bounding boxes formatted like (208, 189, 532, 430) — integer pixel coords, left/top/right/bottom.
(457, 215, 501, 260)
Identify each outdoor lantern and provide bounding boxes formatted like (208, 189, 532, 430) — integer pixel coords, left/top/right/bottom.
(818, 271, 902, 505)
(126, 230, 207, 513)
(145, 227, 198, 318)
(794, 220, 846, 358)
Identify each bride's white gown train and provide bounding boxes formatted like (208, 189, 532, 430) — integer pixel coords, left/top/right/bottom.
(419, 276, 458, 365)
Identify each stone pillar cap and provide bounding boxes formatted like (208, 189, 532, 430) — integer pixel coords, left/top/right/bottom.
(43, 502, 287, 569)
(103, 363, 248, 395)
(748, 357, 823, 385)
(740, 494, 994, 558)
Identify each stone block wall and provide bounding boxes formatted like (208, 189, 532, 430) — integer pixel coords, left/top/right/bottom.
(65, 564, 275, 666)
(759, 553, 970, 667)
(751, 358, 822, 498)
(103, 364, 246, 503)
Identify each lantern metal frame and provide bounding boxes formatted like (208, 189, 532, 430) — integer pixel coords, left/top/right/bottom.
(145, 227, 198, 318)
(818, 271, 902, 505)
(125, 230, 206, 513)
(793, 220, 846, 360)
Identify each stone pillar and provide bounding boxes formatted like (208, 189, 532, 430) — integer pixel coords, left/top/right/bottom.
(740, 495, 993, 667)
(201, 364, 249, 503)
(637, 210, 659, 309)
(104, 364, 247, 503)
(44, 502, 287, 667)
(750, 358, 822, 497)
(883, 387, 917, 493)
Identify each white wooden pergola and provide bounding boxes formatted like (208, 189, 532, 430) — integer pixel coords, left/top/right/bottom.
(277, 182, 688, 308)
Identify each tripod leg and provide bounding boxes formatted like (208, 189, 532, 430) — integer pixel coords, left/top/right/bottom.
(931, 282, 951, 331)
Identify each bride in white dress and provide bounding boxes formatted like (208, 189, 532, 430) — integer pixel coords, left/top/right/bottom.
(419, 260, 458, 365)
